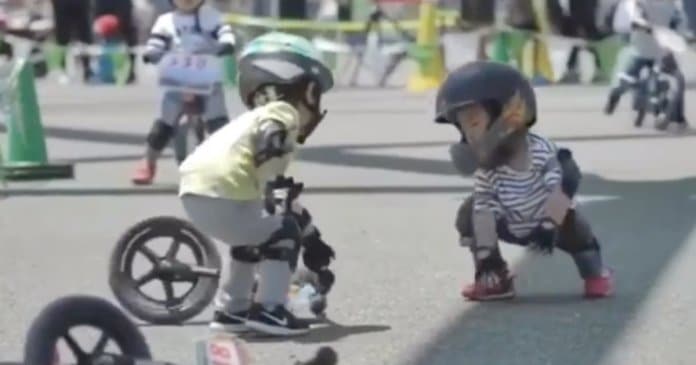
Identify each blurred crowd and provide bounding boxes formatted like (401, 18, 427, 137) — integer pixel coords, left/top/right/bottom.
(0, 0, 693, 87)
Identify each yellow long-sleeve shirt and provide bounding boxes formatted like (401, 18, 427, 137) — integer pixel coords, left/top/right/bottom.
(178, 101, 300, 200)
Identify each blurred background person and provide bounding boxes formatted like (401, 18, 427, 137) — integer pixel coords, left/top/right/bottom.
(50, 0, 93, 83)
(93, 0, 138, 83)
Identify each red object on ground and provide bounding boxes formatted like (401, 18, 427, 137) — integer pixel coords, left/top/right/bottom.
(93, 14, 120, 38)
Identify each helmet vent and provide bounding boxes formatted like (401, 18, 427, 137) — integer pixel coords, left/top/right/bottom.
(253, 59, 304, 81)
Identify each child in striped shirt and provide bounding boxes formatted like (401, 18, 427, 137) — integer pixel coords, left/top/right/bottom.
(436, 61, 614, 301)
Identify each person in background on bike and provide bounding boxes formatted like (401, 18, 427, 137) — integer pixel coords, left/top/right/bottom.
(50, 0, 93, 83)
(131, 0, 235, 185)
(437, 61, 615, 301)
(93, 0, 139, 83)
(178, 32, 336, 336)
(604, 0, 689, 130)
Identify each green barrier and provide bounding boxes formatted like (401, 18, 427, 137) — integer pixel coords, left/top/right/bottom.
(407, 43, 435, 62)
(46, 43, 66, 72)
(611, 45, 634, 85)
(490, 30, 554, 85)
(0, 59, 73, 180)
(490, 30, 530, 68)
(110, 47, 132, 85)
(590, 35, 626, 84)
(0, 142, 4, 185)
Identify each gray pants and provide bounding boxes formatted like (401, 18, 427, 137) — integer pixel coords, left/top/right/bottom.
(159, 84, 228, 126)
(180, 194, 295, 313)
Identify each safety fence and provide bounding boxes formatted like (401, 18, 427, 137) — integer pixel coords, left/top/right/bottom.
(0, 0, 640, 91)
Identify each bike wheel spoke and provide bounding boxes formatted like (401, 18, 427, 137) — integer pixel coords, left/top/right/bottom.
(91, 332, 109, 355)
(135, 270, 157, 287)
(165, 239, 181, 259)
(63, 332, 86, 359)
(139, 246, 159, 264)
(162, 281, 176, 305)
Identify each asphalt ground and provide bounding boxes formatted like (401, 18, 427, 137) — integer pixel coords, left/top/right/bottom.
(2, 36, 696, 365)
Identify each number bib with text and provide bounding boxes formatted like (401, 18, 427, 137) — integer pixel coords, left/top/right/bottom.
(158, 53, 222, 94)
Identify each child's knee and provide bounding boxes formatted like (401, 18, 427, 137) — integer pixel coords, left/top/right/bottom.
(146, 119, 175, 150)
(556, 210, 599, 253)
(455, 197, 474, 244)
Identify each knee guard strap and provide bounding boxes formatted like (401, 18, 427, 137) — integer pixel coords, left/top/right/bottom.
(260, 246, 298, 261)
(232, 215, 302, 266)
(260, 215, 301, 248)
(146, 120, 175, 151)
(258, 215, 302, 269)
(206, 117, 228, 134)
(230, 245, 298, 263)
(230, 245, 262, 263)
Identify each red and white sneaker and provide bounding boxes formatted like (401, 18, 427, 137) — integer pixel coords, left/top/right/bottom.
(584, 268, 615, 299)
(131, 159, 156, 185)
(461, 270, 515, 301)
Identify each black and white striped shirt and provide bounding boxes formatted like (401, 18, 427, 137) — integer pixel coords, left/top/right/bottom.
(473, 133, 562, 238)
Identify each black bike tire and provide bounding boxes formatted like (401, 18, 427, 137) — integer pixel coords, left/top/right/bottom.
(23, 295, 151, 365)
(109, 216, 221, 325)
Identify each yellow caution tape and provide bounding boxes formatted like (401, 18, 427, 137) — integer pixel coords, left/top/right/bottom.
(224, 9, 460, 33)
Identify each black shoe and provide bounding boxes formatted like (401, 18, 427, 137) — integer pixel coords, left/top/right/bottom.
(209, 310, 249, 332)
(246, 303, 309, 336)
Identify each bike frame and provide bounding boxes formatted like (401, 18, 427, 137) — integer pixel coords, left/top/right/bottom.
(173, 92, 207, 164)
(631, 57, 675, 123)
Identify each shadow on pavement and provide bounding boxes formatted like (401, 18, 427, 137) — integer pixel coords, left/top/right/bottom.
(0, 185, 473, 197)
(238, 321, 391, 345)
(136, 320, 210, 328)
(2, 124, 695, 156)
(400, 174, 696, 365)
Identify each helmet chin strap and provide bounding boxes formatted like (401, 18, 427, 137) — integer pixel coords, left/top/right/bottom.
(297, 81, 327, 144)
(297, 103, 327, 144)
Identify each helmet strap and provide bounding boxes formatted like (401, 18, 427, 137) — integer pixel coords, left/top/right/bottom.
(297, 81, 327, 144)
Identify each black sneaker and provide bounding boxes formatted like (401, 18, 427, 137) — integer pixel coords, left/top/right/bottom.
(245, 303, 309, 336)
(209, 310, 248, 332)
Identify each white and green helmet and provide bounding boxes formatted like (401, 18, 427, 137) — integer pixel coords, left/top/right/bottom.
(238, 32, 334, 108)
